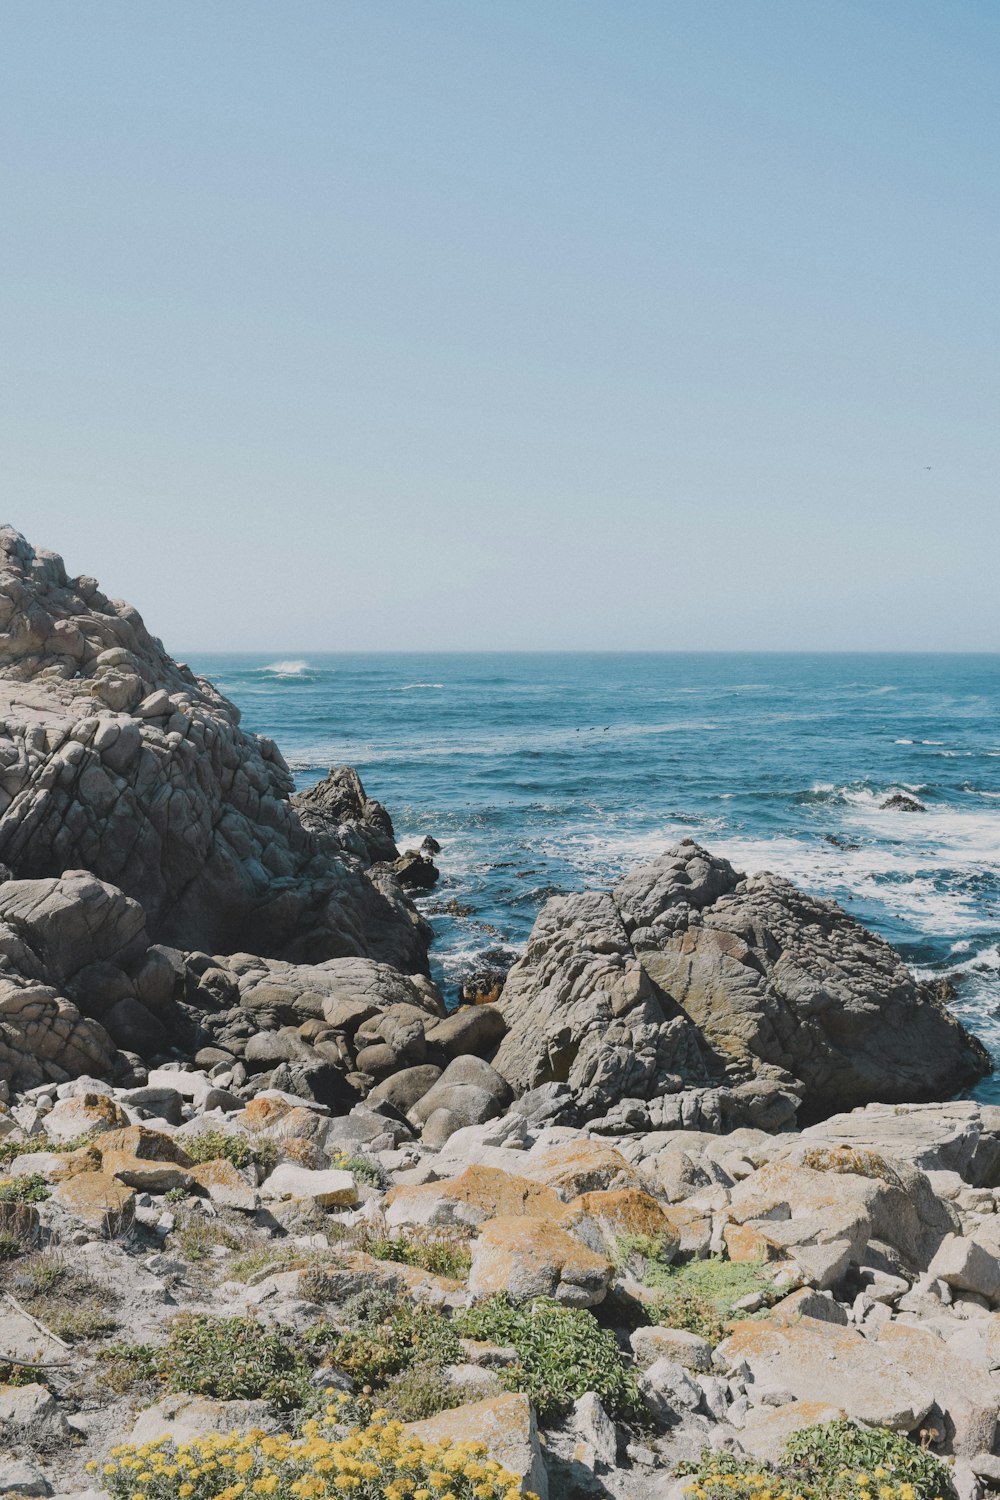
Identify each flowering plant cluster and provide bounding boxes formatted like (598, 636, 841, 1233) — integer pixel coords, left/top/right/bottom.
(684, 1467, 937, 1500)
(93, 1396, 537, 1500)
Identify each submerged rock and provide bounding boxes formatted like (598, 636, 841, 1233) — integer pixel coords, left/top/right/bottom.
(881, 793, 927, 812)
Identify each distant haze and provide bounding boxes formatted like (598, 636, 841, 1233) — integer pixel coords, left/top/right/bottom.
(3, 2, 998, 651)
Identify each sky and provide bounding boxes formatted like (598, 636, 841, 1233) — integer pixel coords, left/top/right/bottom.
(2, 1, 998, 651)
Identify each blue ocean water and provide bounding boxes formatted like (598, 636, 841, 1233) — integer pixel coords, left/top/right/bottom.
(188, 652, 1000, 1101)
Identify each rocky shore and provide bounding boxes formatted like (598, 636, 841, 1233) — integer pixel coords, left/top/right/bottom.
(1, 526, 999, 1500)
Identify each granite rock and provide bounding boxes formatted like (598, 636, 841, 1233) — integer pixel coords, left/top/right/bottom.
(0, 528, 428, 972)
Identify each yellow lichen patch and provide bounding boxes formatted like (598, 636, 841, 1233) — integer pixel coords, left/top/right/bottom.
(385, 1166, 565, 1225)
(236, 1098, 292, 1133)
(469, 1215, 613, 1305)
(565, 1187, 679, 1246)
(189, 1159, 252, 1191)
(51, 1170, 136, 1234)
(277, 1138, 327, 1170)
(50, 1143, 104, 1179)
(723, 1222, 783, 1264)
(99, 1127, 194, 1167)
(799, 1146, 901, 1187)
(517, 1141, 643, 1200)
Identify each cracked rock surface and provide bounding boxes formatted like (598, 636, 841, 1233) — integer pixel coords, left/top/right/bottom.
(0, 527, 427, 971)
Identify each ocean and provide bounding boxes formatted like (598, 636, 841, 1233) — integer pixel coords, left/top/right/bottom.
(188, 652, 1000, 1103)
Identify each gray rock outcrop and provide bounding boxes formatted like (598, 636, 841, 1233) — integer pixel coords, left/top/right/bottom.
(490, 885, 725, 1125)
(0, 871, 132, 1090)
(0, 528, 427, 970)
(493, 840, 989, 1124)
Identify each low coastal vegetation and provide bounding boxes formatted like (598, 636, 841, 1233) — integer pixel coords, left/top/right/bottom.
(681, 1422, 957, 1500)
(95, 1406, 533, 1500)
(646, 1255, 782, 1344)
(454, 1293, 642, 1422)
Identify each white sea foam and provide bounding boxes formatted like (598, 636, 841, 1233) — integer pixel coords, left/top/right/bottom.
(393, 683, 445, 691)
(539, 805, 1000, 940)
(913, 943, 1000, 980)
(260, 660, 311, 676)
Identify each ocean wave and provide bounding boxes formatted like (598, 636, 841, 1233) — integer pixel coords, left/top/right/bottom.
(913, 942, 1000, 980)
(801, 781, 929, 809)
(258, 660, 313, 677)
(392, 683, 445, 691)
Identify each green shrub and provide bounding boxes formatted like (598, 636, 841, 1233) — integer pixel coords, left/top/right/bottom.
(48, 1131, 99, 1155)
(168, 1213, 251, 1262)
(96, 1341, 161, 1394)
(96, 1318, 317, 1409)
(455, 1294, 641, 1422)
(613, 1231, 677, 1268)
(679, 1423, 957, 1500)
(0, 1359, 50, 1387)
(380, 1360, 489, 1422)
(229, 1245, 332, 1283)
(160, 1315, 314, 1410)
(0, 1173, 49, 1204)
(315, 1297, 463, 1389)
(182, 1130, 278, 1174)
(0, 1139, 26, 1168)
(363, 1230, 472, 1280)
(48, 1300, 119, 1341)
(329, 1151, 389, 1190)
(647, 1256, 780, 1344)
(784, 1420, 957, 1500)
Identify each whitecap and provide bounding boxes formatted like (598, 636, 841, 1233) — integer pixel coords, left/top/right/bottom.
(895, 739, 914, 745)
(259, 660, 311, 676)
(393, 683, 445, 691)
(914, 943, 1000, 980)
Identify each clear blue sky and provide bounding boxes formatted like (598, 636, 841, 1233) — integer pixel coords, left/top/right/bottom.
(3, 2, 998, 650)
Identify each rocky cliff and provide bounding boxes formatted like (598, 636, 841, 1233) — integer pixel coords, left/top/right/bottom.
(0, 528, 427, 969)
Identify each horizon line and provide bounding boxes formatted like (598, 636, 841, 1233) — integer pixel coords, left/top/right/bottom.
(177, 646, 1000, 658)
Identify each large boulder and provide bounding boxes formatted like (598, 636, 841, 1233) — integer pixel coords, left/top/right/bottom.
(800, 1101, 1000, 1187)
(717, 1312, 1000, 1454)
(727, 1151, 958, 1272)
(469, 1216, 613, 1306)
(492, 841, 989, 1122)
(293, 765, 399, 864)
(0, 527, 428, 971)
(491, 886, 719, 1122)
(0, 872, 137, 1089)
(405, 1394, 548, 1499)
